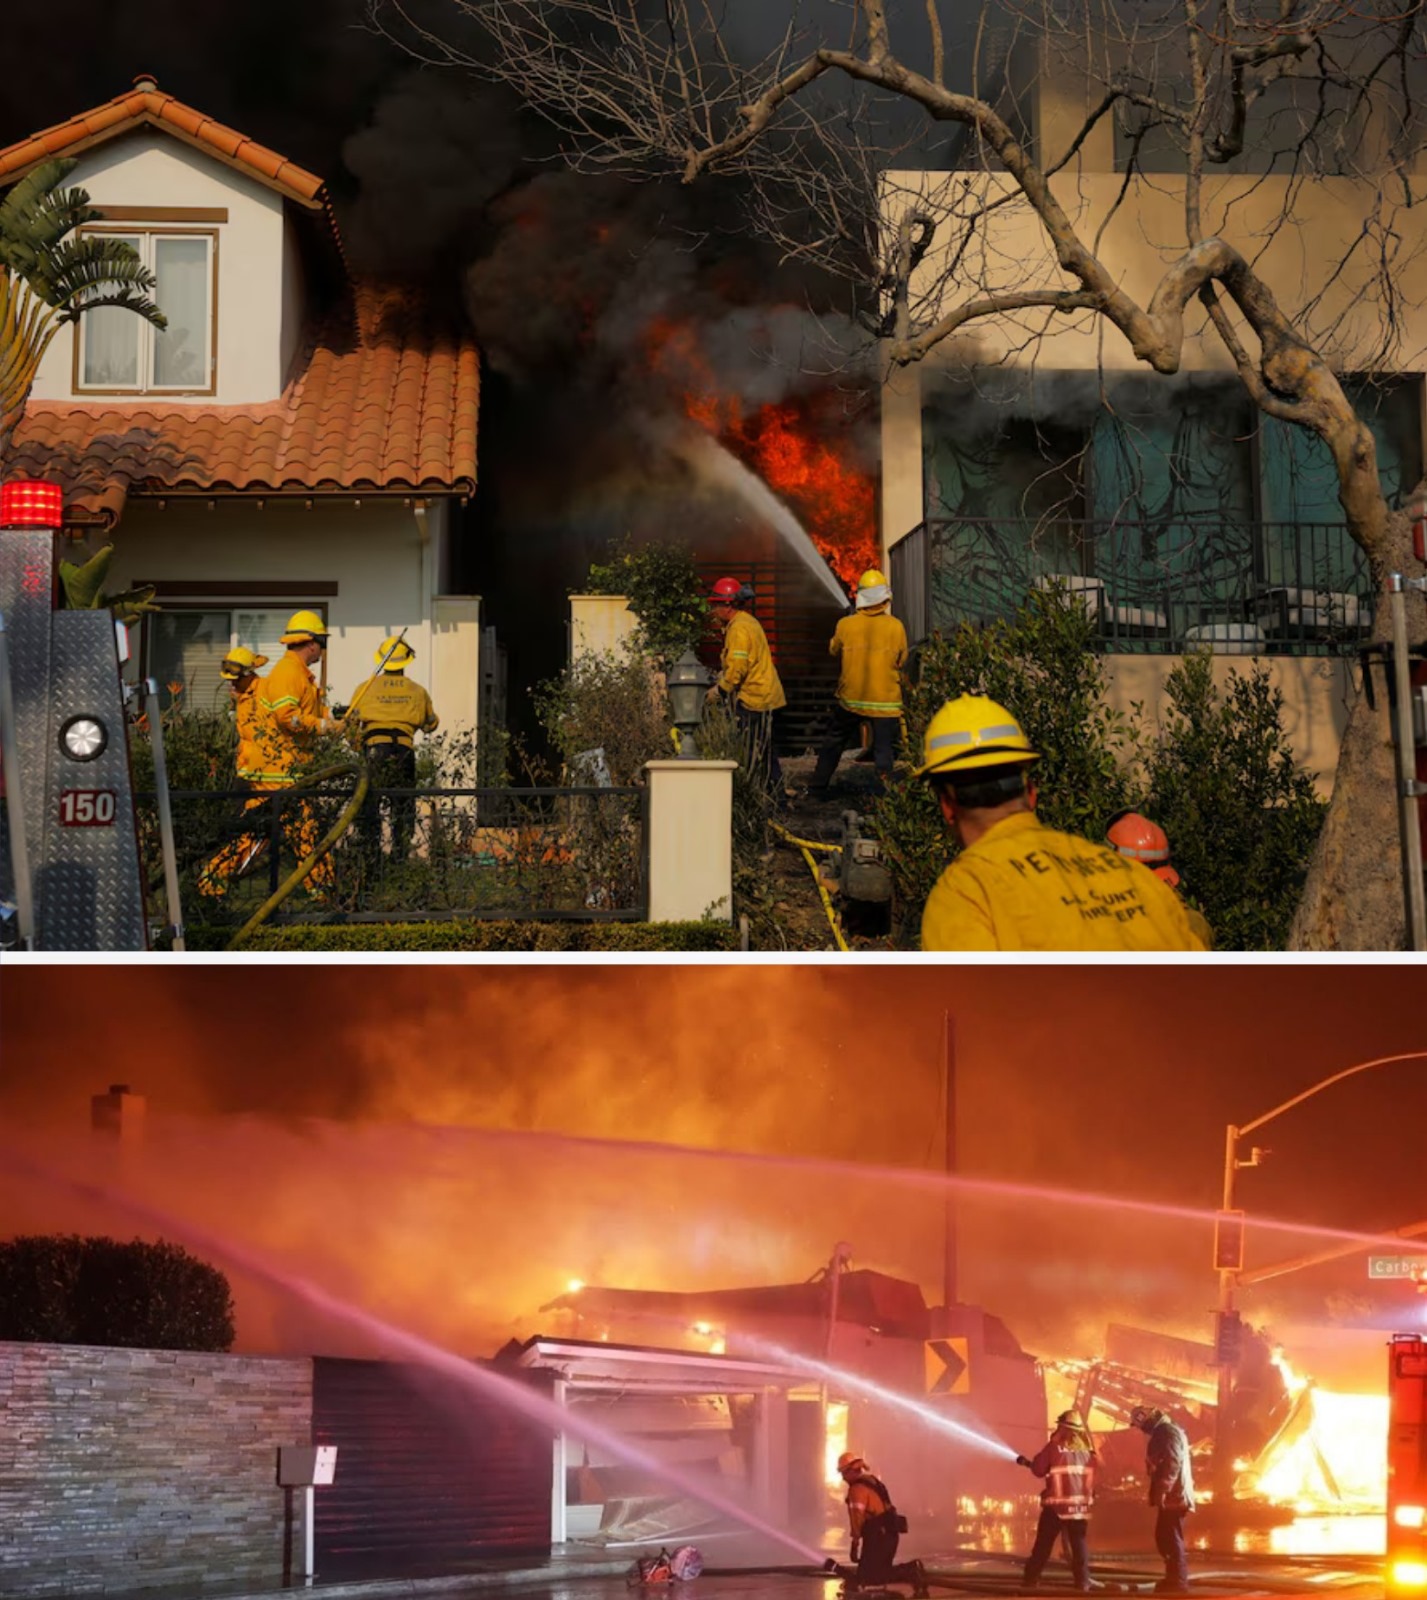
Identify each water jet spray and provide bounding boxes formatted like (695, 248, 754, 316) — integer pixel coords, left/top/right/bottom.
(668, 425, 849, 608)
(736, 1333, 1018, 1463)
(3, 1141, 828, 1568)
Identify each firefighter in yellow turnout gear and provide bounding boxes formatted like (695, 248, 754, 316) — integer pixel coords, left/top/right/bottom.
(197, 647, 270, 898)
(916, 696, 1206, 951)
(708, 577, 786, 793)
(809, 568, 908, 794)
(347, 637, 439, 867)
(255, 610, 343, 891)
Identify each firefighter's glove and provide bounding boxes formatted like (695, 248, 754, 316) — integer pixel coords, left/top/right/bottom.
(1015, 1455, 1032, 1469)
(705, 685, 722, 704)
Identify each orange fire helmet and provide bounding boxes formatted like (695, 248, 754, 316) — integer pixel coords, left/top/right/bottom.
(837, 1451, 866, 1476)
(1107, 811, 1172, 866)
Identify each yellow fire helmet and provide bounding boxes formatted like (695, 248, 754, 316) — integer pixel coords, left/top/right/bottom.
(855, 568, 891, 609)
(375, 637, 415, 672)
(218, 646, 268, 681)
(913, 694, 1040, 779)
(279, 608, 329, 644)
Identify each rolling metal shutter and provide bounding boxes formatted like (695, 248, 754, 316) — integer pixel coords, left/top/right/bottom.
(312, 1356, 554, 1579)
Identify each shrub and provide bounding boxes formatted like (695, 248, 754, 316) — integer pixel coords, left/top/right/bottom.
(197, 920, 739, 951)
(871, 587, 1139, 941)
(583, 535, 710, 665)
(532, 646, 675, 786)
(692, 698, 788, 941)
(0, 1235, 235, 1351)
(1143, 652, 1326, 951)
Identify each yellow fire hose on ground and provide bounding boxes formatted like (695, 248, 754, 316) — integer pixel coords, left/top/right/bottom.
(769, 820, 850, 952)
(226, 761, 370, 950)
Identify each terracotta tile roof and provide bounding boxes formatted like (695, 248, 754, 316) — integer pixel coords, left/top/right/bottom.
(6, 284, 480, 524)
(0, 75, 327, 208)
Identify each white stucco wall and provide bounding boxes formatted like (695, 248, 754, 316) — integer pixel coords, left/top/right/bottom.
(29, 130, 294, 405)
(104, 497, 480, 730)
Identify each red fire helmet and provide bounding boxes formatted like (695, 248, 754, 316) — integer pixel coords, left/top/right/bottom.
(709, 576, 744, 602)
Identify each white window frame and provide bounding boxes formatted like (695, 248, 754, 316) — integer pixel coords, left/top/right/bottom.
(141, 603, 328, 712)
(74, 228, 218, 396)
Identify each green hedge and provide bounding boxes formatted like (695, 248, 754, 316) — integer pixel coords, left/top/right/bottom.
(0, 1235, 235, 1351)
(183, 920, 740, 952)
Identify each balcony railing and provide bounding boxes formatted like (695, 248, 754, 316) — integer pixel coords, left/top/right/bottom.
(889, 517, 1374, 655)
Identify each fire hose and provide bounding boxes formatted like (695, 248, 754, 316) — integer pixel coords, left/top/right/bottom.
(225, 760, 369, 951)
(769, 821, 850, 952)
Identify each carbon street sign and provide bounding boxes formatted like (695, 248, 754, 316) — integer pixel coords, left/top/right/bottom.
(925, 1336, 971, 1395)
(1368, 1255, 1427, 1279)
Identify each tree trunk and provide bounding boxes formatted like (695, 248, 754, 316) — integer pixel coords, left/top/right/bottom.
(1290, 511, 1426, 950)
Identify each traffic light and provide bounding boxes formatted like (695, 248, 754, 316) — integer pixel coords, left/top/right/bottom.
(1214, 1210, 1245, 1272)
(1214, 1309, 1244, 1366)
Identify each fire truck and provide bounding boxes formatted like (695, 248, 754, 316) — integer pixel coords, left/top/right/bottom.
(1388, 1333, 1427, 1595)
(0, 478, 180, 951)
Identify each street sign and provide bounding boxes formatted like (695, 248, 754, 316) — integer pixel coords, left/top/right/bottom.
(925, 1336, 971, 1395)
(1369, 1255, 1427, 1279)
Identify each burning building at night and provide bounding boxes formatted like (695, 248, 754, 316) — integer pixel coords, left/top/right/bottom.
(532, 1254, 1046, 1541)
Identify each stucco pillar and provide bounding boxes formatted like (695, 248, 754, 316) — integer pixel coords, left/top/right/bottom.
(569, 595, 638, 662)
(880, 355, 924, 556)
(643, 760, 737, 922)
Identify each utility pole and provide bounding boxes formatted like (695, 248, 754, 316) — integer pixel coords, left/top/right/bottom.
(943, 1012, 958, 1310)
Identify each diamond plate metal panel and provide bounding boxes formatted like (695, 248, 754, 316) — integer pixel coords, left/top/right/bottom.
(0, 531, 56, 905)
(36, 611, 146, 950)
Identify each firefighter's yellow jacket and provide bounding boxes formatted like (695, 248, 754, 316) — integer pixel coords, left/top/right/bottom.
(256, 649, 328, 784)
(718, 610, 786, 712)
(1185, 903, 1215, 950)
(348, 672, 440, 748)
(233, 679, 267, 786)
(920, 811, 1207, 952)
(831, 610, 908, 718)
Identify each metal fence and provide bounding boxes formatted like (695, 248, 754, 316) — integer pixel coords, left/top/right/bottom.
(134, 784, 649, 929)
(892, 517, 1374, 654)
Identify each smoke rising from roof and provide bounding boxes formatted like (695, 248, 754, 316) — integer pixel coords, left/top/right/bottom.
(4, 967, 1426, 1390)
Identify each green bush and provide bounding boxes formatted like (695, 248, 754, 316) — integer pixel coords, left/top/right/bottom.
(692, 698, 787, 940)
(532, 647, 675, 785)
(1142, 652, 1326, 951)
(0, 1235, 235, 1350)
(196, 920, 739, 951)
(871, 588, 1138, 940)
(583, 535, 710, 665)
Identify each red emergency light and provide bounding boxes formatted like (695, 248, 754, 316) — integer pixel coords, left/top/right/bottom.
(1, 479, 64, 531)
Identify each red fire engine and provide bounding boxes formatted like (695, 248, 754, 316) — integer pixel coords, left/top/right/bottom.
(1389, 1333, 1427, 1594)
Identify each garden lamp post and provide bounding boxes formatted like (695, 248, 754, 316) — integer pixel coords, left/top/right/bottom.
(667, 650, 712, 758)
(1211, 1050, 1427, 1504)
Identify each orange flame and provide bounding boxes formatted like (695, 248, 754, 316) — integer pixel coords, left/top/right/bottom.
(646, 315, 877, 590)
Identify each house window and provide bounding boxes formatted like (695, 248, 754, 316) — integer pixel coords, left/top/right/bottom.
(76, 230, 216, 394)
(144, 606, 311, 713)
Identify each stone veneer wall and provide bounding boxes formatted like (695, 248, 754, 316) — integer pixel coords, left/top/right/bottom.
(0, 1341, 312, 1597)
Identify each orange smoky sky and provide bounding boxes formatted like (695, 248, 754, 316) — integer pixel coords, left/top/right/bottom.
(2, 964, 1424, 1387)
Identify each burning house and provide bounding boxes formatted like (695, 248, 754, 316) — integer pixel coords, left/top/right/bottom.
(526, 1253, 1047, 1544)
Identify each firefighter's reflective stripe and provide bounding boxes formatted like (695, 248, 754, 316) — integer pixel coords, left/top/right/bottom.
(1044, 1459, 1095, 1518)
(920, 812, 1207, 951)
(258, 650, 327, 785)
(349, 672, 439, 748)
(831, 610, 907, 718)
(718, 611, 786, 712)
